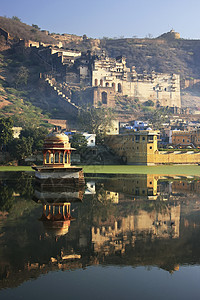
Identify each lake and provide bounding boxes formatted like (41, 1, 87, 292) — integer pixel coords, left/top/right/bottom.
(0, 171, 200, 299)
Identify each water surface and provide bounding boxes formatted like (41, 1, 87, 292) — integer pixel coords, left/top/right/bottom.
(0, 172, 200, 299)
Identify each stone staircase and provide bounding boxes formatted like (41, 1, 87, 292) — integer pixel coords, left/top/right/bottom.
(44, 77, 80, 115)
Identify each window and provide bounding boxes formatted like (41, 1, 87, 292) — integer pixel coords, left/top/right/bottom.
(148, 135, 153, 141)
(142, 137, 145, 141)
(102, 92, 107, 104)
(135, 135, 140, 141)
(150, 146, 152, 149)
(95, 79, 98, 86)
(118, 83, 122, 92)
(60, 153, 63, 163)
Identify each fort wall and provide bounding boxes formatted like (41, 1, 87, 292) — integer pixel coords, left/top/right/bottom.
(106, 131, 200, 165)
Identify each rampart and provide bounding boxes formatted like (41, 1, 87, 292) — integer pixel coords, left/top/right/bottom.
(106, 131, 200, 165)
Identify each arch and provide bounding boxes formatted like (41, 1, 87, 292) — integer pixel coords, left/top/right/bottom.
(50, 153, 54, 164)
(118, 83, 122, 93)
(106, 82, 109, 87)
(112, 82, 115, 90)
(60, 152, 63, 163)
(100, 79, 103, 86)
(46, 152, 50, 163)
(65, 152, 68, 163)
(102, 92, 107, 104)
(55, 152, 59, 163)
(95, 79, 98, 86)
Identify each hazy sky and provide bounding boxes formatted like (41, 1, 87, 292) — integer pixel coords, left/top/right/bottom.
(1, 0, 200, 39)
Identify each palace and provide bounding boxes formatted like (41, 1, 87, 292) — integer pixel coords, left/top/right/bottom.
(106, 130, 200, 165)
(92, 54, 181, 108)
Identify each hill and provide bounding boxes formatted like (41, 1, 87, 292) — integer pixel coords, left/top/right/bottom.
(1, 17, 200, 122)
(0, 16, 56, 44)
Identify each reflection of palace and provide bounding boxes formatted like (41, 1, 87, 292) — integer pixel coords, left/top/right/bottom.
(103, 174, 159, 200)
(92, 204, 180, 255)
(2, 174, 200, 290)
(102, 174, 200, 202)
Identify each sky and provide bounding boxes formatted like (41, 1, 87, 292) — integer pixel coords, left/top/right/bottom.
(1, 0, 200, 39)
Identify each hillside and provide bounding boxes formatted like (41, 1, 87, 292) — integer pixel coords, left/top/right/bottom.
(0, 16, 56, 44)
(101, 38, 200, 78)
(1, 17, 200, 80)
(1, 17, 200, 120)
(0, 43, 76, 126)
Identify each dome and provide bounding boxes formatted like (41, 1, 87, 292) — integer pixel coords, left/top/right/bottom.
(44, 132, 69, 143)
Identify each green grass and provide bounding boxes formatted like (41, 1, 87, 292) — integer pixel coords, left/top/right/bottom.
(82, 165, 200, 176)
(1, 165, 200, 176)
(0, 166, 33, 172)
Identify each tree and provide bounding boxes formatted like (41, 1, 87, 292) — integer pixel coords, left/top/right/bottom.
(78, 107, 114, 143)
(144, 100, 154, 107)
(32, 24, 40, 30)
(20, 127, 48, 153)
(15, 136, 34, 160)
(15, 66, 29, 88)
(0, 117, 13, 151)
(12, 16, 21, 22)
(71, 133, 88, 155)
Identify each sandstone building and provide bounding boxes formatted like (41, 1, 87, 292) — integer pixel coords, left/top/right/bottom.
(17, 40, 181, 109)
(106, 130, 200, 165)
(92, 54, 181, 109)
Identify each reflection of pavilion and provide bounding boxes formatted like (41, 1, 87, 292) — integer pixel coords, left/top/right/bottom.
(34, 185, 84, 203)
(40, 202, 72, 236)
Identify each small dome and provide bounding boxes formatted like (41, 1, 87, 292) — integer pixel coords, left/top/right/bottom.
(44, 132, 69, 143)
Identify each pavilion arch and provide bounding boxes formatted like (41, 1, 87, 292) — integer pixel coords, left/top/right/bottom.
(106, 82, 109, 87)
(95, 79, 98, 86)
(100, 79, 103, 86)
(102, 92, 107, 104)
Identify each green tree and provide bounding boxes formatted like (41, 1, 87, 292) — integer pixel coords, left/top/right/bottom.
(15, 66, 29, 88)
(20, 127, 48, 153)
(78, 107, 114, 143)
(12, 16, 21, 22)
(32, 24, 40, 30)
(71, 133, 88, 155)
(144, 100, 154, 107)
(15, 136, 34, 160)
(0, 117, 13, 151)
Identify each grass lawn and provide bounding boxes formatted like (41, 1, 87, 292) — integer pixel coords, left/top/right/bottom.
(0, 166, 33, 172)
(82, 165, 200, 176)
(0, 165, 200, 176)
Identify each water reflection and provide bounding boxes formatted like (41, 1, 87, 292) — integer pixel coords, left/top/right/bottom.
(1, 172, 200, 289)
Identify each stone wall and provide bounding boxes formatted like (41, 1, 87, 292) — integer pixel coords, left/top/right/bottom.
(106, 131, 200, 165)
(92, 55, 181, 108)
